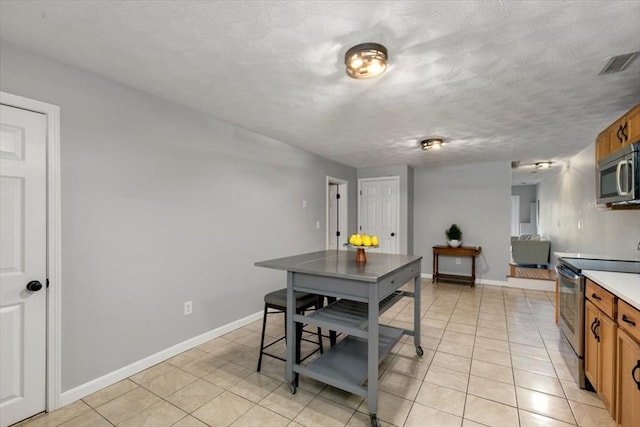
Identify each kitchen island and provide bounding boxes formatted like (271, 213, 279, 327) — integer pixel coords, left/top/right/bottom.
(255, 250, 423, 427)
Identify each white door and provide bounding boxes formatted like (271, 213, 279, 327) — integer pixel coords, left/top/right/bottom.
(1, 105, 47, 427)
(359, 178, 399, 254)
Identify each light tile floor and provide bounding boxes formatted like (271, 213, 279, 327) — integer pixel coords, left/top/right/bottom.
(16, 281, 617, 427)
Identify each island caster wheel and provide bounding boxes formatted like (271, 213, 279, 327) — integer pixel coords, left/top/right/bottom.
(289, 382, 297, 394)
(370, 414, 378, 427)
(416, 345, 424, 357)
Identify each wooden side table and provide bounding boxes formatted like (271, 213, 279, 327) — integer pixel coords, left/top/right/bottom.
(432, 245, 482, 287)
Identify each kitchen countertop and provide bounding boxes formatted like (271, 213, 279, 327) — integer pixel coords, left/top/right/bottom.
(554, 252, 640, 262)
(583, 270, 640, 310)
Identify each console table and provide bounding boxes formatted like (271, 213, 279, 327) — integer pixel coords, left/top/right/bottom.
(432, 245, 482, 287)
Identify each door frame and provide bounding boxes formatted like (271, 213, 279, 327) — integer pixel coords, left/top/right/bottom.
(510, 195, 520, 237)
(357, 176, 400, 253)
(1, 91, 62, 412)
(325, 176, 348, 250)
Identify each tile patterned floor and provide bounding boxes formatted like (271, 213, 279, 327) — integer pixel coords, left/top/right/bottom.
(16, 281, 617, 427)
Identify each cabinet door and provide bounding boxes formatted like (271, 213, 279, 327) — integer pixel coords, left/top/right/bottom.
(585, 300, 600, 388)
(596, 130, 611, 162)
(598, 314, 616, 416)
(616, 329, 640, 427)
(625, 104, 640, 145)
(609, 118, 626, 151)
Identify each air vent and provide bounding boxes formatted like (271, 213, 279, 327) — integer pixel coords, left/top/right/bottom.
(511, 161, 520, 169)
(599, 52, 639, 75)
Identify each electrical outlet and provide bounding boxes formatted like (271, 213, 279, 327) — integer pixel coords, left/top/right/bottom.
(184, 301, 192, 316)
(302, 200, 307, 208)
(456, 258, 461, 265)
(637, 241, 640, 251)
(316, 221, 320, 229)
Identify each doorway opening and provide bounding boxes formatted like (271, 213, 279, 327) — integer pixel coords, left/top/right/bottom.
(326, 177, 348, 250)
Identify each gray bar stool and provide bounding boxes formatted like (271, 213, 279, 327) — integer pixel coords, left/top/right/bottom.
(256, 289, 323, 372)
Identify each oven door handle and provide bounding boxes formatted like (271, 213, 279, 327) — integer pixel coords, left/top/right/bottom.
(556, 265, 581, 282)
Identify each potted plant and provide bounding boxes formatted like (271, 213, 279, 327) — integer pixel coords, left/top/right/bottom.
(445, 224, 463, 247)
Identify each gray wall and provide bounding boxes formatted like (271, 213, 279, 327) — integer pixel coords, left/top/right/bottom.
(0, 41, 357, 391)
(538, 142, 640, 261)
(357, 165, 414, 254)
(512, 185, 537, 223)
(413, 161, 512, 282)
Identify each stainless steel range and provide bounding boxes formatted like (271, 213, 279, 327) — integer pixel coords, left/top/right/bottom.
(556, 257, 640, 388)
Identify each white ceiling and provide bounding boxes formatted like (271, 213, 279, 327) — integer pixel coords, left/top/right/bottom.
(1, 1, 639, 185)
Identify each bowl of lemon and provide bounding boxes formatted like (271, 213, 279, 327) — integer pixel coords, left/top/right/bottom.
(344, 233, 380, 263)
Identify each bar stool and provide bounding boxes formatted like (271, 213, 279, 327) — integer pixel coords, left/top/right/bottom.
(256, 289, 323, 372)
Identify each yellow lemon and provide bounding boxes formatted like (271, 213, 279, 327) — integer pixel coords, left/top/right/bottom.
(362, 235, 372, 247)
(371, 235, 379, 246)
(349, 233, 358, 245)
(353, 234, 363, 246)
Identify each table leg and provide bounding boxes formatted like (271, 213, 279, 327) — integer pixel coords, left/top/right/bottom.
(432, 252, 437, 283)
(471, 255, 476, 287)
(413, 271, 421, 353)
(367, 283, 380, 418)
(286, 272, 295, 386)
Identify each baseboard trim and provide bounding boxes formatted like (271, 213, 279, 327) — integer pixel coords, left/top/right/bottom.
(421, 273, 508, 286)
(505, 277, 555, 292)
(59, 310, 263, 407)
(421, 273, 552, 291)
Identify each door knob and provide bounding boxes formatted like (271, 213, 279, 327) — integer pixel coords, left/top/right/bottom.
(26, 281, 43, 292)
(391, 232, 395, 237)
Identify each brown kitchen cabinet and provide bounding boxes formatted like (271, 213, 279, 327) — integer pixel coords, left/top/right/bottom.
(616, 300, 640, 427)
(597, 103, 640, 162)
(609, 104, 640, 152)
(595, 130, 611, 163)
(585, 299, 617, 415)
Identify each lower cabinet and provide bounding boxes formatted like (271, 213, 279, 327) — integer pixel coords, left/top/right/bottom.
(584, 299, 617, 416)
(616, 317, 640, 427)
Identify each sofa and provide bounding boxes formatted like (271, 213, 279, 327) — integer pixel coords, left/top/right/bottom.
(511, 235, 551, 266)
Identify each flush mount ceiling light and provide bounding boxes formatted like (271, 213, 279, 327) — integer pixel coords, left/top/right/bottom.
(345, 42, 388, 79)
(535, 162, 552, 169)
(421, 138, 444, 151)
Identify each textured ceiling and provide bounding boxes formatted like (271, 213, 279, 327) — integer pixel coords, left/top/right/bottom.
(1, 1, 639, 185)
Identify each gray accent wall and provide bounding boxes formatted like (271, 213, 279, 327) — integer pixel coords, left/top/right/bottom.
(0, 41, 356, 391)
(537, 143, 640, 261)
(357, 165, 414, 255)
(413, 162, 512, 282)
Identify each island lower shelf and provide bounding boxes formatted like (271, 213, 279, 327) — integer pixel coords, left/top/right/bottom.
(293, 324, 404, 397)
(293, 290, 406, 339)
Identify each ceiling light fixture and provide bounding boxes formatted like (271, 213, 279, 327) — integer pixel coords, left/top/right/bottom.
(535, 162, 552, 169)
(421, 138, 444, 151)
(345, 42, 388, 79)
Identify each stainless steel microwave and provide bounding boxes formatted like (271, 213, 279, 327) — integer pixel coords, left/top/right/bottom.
(597, 142, 640, 205)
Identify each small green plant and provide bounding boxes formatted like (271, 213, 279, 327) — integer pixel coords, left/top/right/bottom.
(445, 224, 462, 241)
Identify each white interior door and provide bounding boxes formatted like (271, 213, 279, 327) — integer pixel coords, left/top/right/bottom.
(358, 177, 399, 254)
(1, 105, 47, 427)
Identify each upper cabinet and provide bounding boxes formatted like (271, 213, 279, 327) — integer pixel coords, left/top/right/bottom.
(609, 104, 640, 153)
(596, 104, 640, 163)
(596, 130, 611, 162)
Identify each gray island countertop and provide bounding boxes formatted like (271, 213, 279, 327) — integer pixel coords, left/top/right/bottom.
(255, 250, 422, 282)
